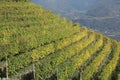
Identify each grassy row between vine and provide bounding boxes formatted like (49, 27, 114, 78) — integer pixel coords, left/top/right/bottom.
(0, 25, 80, 61)
(57, 34, 103, 80)
(98, 41, 120, 80)
(82, 38, 111, 80)
(7, 28, 87, 76)
(7, 28, 87, 78)
(0, 1, 77, 60)
(35, 31, 95, 79)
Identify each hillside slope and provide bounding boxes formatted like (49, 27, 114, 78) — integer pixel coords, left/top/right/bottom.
(0, 1, 120, 80)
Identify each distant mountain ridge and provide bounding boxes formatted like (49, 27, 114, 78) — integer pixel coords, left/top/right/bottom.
(32, 0, 120, 41)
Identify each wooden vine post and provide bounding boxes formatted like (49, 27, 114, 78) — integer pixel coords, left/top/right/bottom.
(80, 69, 82, 80)
(33, 64, 35, 80)
(6, 56, 9, 80)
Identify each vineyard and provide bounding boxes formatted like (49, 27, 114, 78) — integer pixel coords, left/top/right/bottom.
(0, 1, 120, 80)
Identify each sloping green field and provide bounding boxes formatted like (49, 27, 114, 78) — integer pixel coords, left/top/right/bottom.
(0, 1, 120, 80)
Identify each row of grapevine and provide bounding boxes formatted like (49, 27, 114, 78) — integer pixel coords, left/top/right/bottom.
(0, 5, 66, 41)
(0, 10, 56, 22)
(35, 31, 95, 79)
(7, 28, 87, 76)
(5, 27, 86, 78)
(57, 34, 103, 80)
(0, 2, 35, 7)
(0, 23, 80, 61)
(0, 10, 65, 31)
(117, 53, 120, 80)
(0, 18, 66, 33)
(0, 2, 80, 61)
(82, 38, 111, 80)
(118, 74, 120, 80)
(0, 2, 67, 42)
(98, 41, 120, 80)
(31, 28, 87, 61)
(0, 5, 43, 13)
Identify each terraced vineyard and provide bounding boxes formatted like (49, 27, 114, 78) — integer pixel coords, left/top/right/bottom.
(0, 1, 120, 80)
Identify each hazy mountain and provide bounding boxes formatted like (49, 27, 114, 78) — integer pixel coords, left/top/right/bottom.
(87, 0, 120, 17)
(32, 0, 95, 12)
(32, 0, 120, 41)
